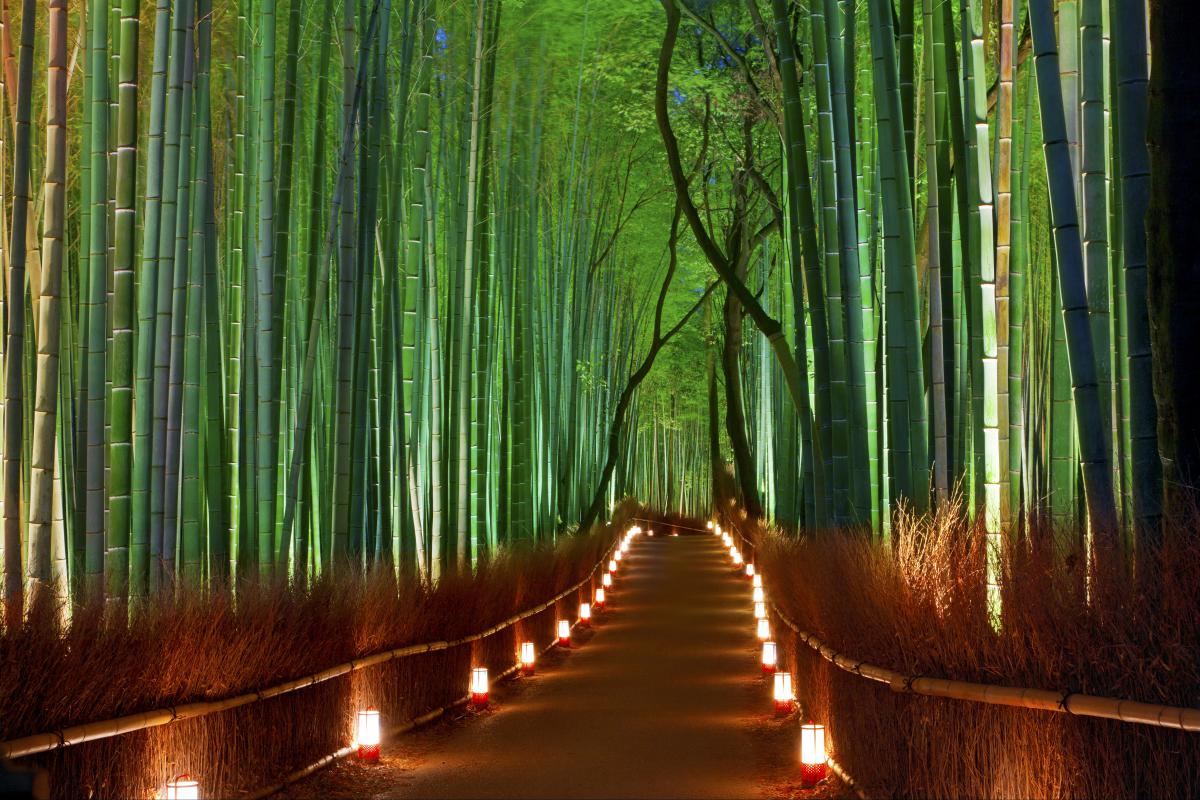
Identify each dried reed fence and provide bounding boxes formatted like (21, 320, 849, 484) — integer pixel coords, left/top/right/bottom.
(720, 503, 1200, 799)
(0, 501, 636, 799)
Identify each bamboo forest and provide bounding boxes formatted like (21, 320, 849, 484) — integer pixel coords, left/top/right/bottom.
(0, 0, 1198, 798)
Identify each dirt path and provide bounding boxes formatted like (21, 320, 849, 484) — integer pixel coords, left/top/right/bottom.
(281, 530, 835, 799)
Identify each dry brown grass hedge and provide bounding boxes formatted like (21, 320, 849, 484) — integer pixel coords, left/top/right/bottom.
(736, 501, 1200, 799)
(0, 500, 633, 799)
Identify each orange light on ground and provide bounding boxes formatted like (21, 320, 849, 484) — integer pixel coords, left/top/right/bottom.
(579, 603, 592, 627)
(602, 572, 613, 588)
(520, 642, 537, 675)
(752, 573, 763, 589)
(773, 672, 795, 714)
(166, 775, 200, 800)
(355, 706, 381, 761)
(470, 667, 490, 708)
(753, 587, 765, 604)
(757, 618, 771, 641)
(557, 619, 572, 646)
(799, 721, 828, 784)
(594, 587, 606, 608)
(754, 601, 767, 619)
(761, 641, 777, 674)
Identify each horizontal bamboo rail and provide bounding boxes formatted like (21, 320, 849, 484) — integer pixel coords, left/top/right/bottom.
(241, 633, 567, 798)
(769, 600, 1200, 733)
(1, 539, 618, 760)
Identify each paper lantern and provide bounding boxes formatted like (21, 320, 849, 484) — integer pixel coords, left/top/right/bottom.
(799, 721, 828, 784)
(608, 559, 618, 573)
(754, 601, 767, 619)
(706, 520, 713, 530)
(757, 618, 771, 641)
(753, 587, 765, 604)
(579, 603, 592, 627)
(355, 706, 381, 761)
(602, 572, 613, 588)
(165, 775, 200, 800)
(752, 573, 763, 589)
(732, 551, 744, 567)
(761, 641, 777, 674)
(745, 563, 756, 579)
(470, 667, 490, 707)
(520, 642, 537, 675)
(614, 549, 623, 562)
(594, 587, 606, 608)
(773, 672, 795, 714)
(557, 619, 572, 646)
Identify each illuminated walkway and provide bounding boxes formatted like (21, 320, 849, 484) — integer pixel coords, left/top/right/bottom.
(283, 531, 766, 799)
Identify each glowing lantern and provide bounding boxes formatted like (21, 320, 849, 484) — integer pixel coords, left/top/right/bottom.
(608, 559, 618, 573)
(754, 601, 767, 619)
(773, 672, 795, 714)
(745, 563, 756, 579)
(753, 587, 765, 604)
(706, 521, 713, 530)
(165, 775, 200, 800)
(602, 572, 613, 588)
(594, 587, 606, 608)
(752, 573, 763, 589)
(470, 667, 490, 708)
(355, 706, 382, 761)
(520, 642, 537, 675)
(579, 603, 592, 627)
(732, 551, 744, 567)
(757, 618, 771, 641)
(614, 549, 623, 562)
(761, 641, 777, 674)
(799, 721, 828, 784)
(557, 619, 572, 647)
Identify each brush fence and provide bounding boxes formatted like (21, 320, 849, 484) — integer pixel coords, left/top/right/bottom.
(719, 514, 1200, 733)
(1, 539, 618, 797)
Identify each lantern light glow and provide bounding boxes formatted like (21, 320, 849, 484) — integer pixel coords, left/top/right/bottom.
(470, 667, 490, 707)
(355, 706, 382, 761)
(579, 603, 592, 626)
(595, 587, 606, 607)
(557, 619, 572, 646)
(800, 722, 828, 784)
(753, 587, 765, 604)
(706, 521, 713, 530)
(614, 549, 623, 562)
(757, 618, 771, 640)
(602, 572, 613, 588)
(165, 775, 200, 800)
(761, 641, 777, 674)
(745, 563, 756, 579)
(752, 573, 763, 589)
(608, 559, 618, 573)
(520, 642, 536, 674)
(773, 672, 795, 714)
(754, 601, 767, 619)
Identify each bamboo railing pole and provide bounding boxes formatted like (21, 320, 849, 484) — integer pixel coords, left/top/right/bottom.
(769, 600, 1200, 732)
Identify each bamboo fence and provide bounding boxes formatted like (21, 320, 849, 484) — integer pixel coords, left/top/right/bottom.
(717, 515, 1200, 734)
(0, 539, 619, 761)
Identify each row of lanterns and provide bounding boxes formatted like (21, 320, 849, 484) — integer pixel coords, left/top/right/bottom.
(709, 519, 827, 787)
(166, 525, 644, 797)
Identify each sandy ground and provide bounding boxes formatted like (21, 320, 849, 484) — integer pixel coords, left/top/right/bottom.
(279, 530, 849, 799)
